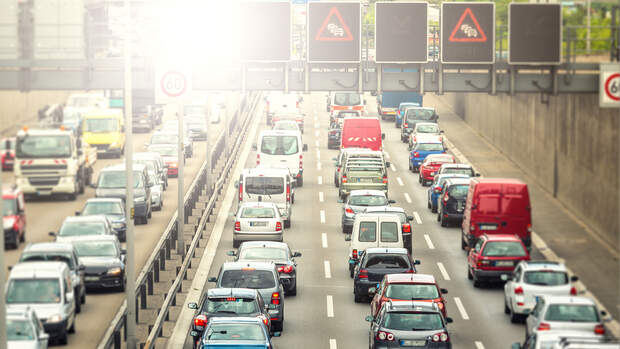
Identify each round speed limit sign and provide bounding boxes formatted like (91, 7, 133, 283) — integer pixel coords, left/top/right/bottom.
(604, 73, 620, 102)
(160, 70, 187, 98)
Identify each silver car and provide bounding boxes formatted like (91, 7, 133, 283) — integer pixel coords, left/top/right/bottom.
(7, 307, 49, 349)
(512, 330, 614, 349)
(408, 122, 442, 150)
(503, 261, 579, 323)
(233, 202, 284, 248)
(525, 296, 608, 339)
(147, 170, 163, 211)
(340, 190, 395, 234)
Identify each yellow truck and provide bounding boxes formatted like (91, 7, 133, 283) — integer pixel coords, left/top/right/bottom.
(82, 109, 125, 158)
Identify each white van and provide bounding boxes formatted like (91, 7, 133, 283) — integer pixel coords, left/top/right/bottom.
(253, 130, 308, 186)
(237, 168, 294, 228)
(6, 261, 76, 344)
(345, 213, 411, 277)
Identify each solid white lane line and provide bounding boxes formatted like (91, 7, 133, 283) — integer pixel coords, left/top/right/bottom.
(315, 130, 320, 137)
(322, 233, 328, 248)
(329, 339, 337, 349)
(326, 295, 334, 317)
(319, 192, 324, 202)
(454, 297, 470, 320)
(318, 176, 323, 185)
(424, 234, 435, 249)
(413, 212, 422, 224)
(390, 163, 397, 172)
(324, 261, 332, 279)
(315, 140, 319, 147)
(437, 262, 451, 281)
(397, 177, 404, 186)
(317, 162, 322, 170)
(475, 341, 485, 349)
(320, 210, 326, 224)
(404, 193, 412, 204)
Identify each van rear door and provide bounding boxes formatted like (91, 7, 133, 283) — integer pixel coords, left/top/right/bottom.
(499, 184, 531, 240)
(259, 134, 302, 177)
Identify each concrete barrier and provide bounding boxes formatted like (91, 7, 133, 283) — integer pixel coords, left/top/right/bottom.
(0, 90, 75, 136)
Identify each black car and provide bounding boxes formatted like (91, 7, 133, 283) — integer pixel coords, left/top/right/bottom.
(353, 248, 419, 303)
(327, 124, 342, 149)
(401, 107, 439, 142)
(187, 288, 273, 349)
(77, 198, 127, 242)
(437, 178, 470, 227)
(132, 105, 155, 132)
(230, 241, 302, 296)
(366, 301, 453, 349)
(65, 235, 126, 291)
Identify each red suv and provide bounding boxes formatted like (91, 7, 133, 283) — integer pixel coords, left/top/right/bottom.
(3, 185, 26, 249)
(467, 234, 530, 287)
(1, 138, 15, 171)
(369, 273, 449, 318)
(418, 154, 455, 186)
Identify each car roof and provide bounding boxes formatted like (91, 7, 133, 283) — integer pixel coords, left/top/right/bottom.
(364, 206, 405, 213)
(541, 296, 597, 306)
(441, 163, 473, 169)
(414, 122, 439, 127)
(63, 215, 108, 223)
(207, 288, 259, 298)
(85, 197, 123, 204)
(10, 261, 68, 276)
(481, 234, 523, 242)
(60, 235, 119, 243)
(349, 190, 386, 196)
(222, 261, 277, 271)
(239, 202, 278, 209)
(133, 152, 163, 159)
(22, 242, 74, 253)
(259, 130, 301, 136)
(425, 154, 453, 160)
(435, 173, 470, 180)
(444, 178, 471, 185)
(386, 273, 436, 284)
(239, 241, 289, 250)
(100, 163, 146, 172)
(386, 301, 441, 313)
(520, 260, 567, 272)
(208, 317, 264, 325)
(243, 167, 291, 177)
(355, 213, 401, 221)
(6, 307, 36, 320)
(534, 330, 602, 340)
(365, 247, 408, 254)
(2, 184, 21, 198)
(475, 178, 526, 185)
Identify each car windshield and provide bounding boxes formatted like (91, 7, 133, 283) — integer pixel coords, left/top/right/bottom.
(544, 304, 600, 322)
(383, 312, 444, 331)
(20, 252, 74, 269)
(134, 159, 157, 173)
(3, 199, 17, 216)
(219, 270, 276, 289)
(7, 319, 35, 341)
(6, 279, 60, 304)
(443, 168, 474, 176)
(16, 135, 72, 159)
(348, 195, 388, 207)
(385, 284, 439, 300)
(448, 184, 469, 198)
(365, 255, 409, 268)
(481, 242, 527, 257)
(415, 143, 444, 152)
(406, 109, 435, 121)
(241, 207, 276, 219)
(0, 139, 14, 150)
(97, 171, 143, 188)
(523, 271, 568, 286)
(73, 240, 118, 257)
(245, 177, 284, 195)
(334, 93, 361, 106)
(273, 122, 298, 131)
(239, 247, 288, 260)
(150, 133, 178, 145)
(59, 221, 106, 237)
(83, 201, 123, 215)
(149, 145, 178, 157)
(260, 135, 299, 155)
(416, 124, 439, 133)
(206, 298, 259, 314)
(206, 323, 266, 341)
(85, 118, 118, 133)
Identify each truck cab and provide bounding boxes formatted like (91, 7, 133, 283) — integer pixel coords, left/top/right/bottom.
(82, 109, 125, 158)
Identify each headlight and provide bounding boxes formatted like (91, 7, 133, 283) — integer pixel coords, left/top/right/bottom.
(107, 267, 122, 276)
(47, 314, 63, 323)
(112, 222, 126, 230)
(60, 176, 74, 184)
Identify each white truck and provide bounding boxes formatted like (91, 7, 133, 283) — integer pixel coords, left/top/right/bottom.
(14, 128, 97, 200)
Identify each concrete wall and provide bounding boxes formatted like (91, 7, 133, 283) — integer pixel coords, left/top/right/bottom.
(0, 91, 74, 136)
(441, 92, 618, 244)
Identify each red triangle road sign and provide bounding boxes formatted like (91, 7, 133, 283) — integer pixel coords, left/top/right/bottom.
(315, 6, 353, 42)
(448, 7, 487, 43)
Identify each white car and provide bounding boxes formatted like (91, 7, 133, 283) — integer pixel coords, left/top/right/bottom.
(147, 170, 163, 211)
(7, 307, 49, 349)
(408, 123, 442, 150)
(503, 260, 578, 323)
(233, 202, 284, 248)
(513, 330, 613, 349)
(272, 120, 300, 133)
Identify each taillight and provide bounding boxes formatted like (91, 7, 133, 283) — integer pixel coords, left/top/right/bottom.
(256, 153, 260, 165)
(299, 154, 303, 169)
(476, 259, 491, 268)
(358, 269, 368, 279)
(376, 331, 394, 341)
(514, 286, 523, 295)
(404, 123, 408, 128)
(436, 301, 445, 310)
(432, 332, 449, 342)
(239, 183, 243, 201)
(537, 322, 551, 331)
(434, 186, 442, 193)
(194, 315, 207, 328)
(352, 249, 358, 259)
(413, 152, 419, 157)
(286, 184, 291, 202)
(275, 222, 282, 231)
(404, 269, 414, 273)
(527, 223, 532, 233)
(271, 292, 281, 305)
(337, 167, 340, 172)
(470, 224, 475, 232)
(277, 265, 293, 273)
(382, 175, 387, 184)
(402, 224, 411, 233)
(342, 175, 347, 183)
(443, 193, 449, 203)
(570, 286, 577, 295)
(259, 315, 269, 326)
(234, 221, 241, 232)
(594, 324, 606, 335)
(345, 207, 354, 214)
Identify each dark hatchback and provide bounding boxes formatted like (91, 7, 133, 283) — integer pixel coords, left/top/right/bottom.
(65, 235, 126, 291)
(437, 178, 471, 227)
(327, 124, 342, 149)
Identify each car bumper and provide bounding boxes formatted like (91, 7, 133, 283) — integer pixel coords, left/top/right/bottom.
(268, 306, 284, 322)
(280, 274, 296, 292)
(84, 274, 124, 289)
(341, 215, 354, 232)
(4, 229, 18, 245)
(151, 194, 162, 208)
(42, 319, 68, 338)
(19, 179, 76, 195)
(134, 201, 148, 217)
(374, 342, 451, 349)
(233, 231, 283, 243)
(511, 297, 534, 315)
(442, 211, 464, 221)
(411, 159, 423, 167)
(472, 268, 511, 282)
(167, 167, 179, 177)
(354, 280, 379, 296)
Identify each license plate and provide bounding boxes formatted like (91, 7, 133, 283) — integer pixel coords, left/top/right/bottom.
(250, 221, 267, 227)
(479, 224, 497, 230)
(131, 207, 135, 218)
(496, 261, 514, 267)
(37, 190, 51, 196)
(401, 340, 426, 346)
(85, 276, 99, 281)
(358, 178, 373, 183)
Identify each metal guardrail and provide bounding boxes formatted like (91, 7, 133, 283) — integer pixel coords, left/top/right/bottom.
(96, 92, 261, 349)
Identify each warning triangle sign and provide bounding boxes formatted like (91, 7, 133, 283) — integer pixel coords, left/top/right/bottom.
(315, 7, 354, 42)
(448, 8, 487, 43)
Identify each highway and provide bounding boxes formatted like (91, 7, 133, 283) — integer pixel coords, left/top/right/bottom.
(178, 94, 549, 349)
(1, 105, 224, 349)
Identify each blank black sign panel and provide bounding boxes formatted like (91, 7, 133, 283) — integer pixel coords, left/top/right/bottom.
(509, 3, 562, 64)
(375, 2, 428, 63)
(441, 2, 495, 64)
(240, 1, 291, 62)
(307, 2, 361, 63)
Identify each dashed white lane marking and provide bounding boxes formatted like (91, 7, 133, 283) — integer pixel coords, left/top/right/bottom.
(413, 212, 422, 224)
(319, 192, 324, 202)
(475, 341, 485, 349)
(322, 233, 328, 248)
(326, 295, 334, 317)
(454, 297, 470, 320)
(315, 130, 320, 137)
(396, 177, 404, 186)
(320, 210, 326, 224)
(317, 162, 322, 170)
(316, 150, 321, 159)
(329, 339, 337, 349)
(404, 193, 412, 204)
(424, 234, 435, 249)
(324, 261, 332, 279)
(390, 163, 396, 172)
(384, 151, 390, 159)
(315, 140, 319, 147)
(318, 176, 323, 185)
(437, 262, 451, 281)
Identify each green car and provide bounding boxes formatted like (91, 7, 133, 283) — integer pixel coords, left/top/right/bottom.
(338, 164, 388, 199)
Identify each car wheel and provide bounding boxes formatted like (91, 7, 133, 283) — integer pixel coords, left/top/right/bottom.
(473, 276, 481, 288)
(75, 291, 82, 314)
(440, 214, 447, 227)
(510, 308, 522, 324)
(69, 318, 76, 333)
(437, 210, 441, 222)
(19, 230, 25, 243)
(233, 239, 240, 248)
(467, 266, 473, 280)
(427, 200, 431, 209)
(335, 175, 339, 187)
(408, 162, 412, 171)
(349, 265, 354, 278)
(148, 208, 152, 219)
(504, 299, 510, 314)
(461, 233, 467, 250)
(272, 320, 283, 332)
(81, 290, 86, 304)
(296, 176, 303, 187)
(418, 175, 422, 184)
(288, 285, 297, 297)
(284, 219, 291, 229)
(118, 277, 126, 292)
(354, 289, 363, 303)
(57, 329, 68, 345)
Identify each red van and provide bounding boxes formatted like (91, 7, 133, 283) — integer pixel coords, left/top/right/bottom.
(340, 117, 384, 151)
(461, 178, 532, 250)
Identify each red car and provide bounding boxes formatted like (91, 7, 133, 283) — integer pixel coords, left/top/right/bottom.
(418, 154, 455, 186)
(369, 273, 449, 318)
(3, 185, 26, 249)
(1, 138, 15, 171)
(467, 234, 530, 287)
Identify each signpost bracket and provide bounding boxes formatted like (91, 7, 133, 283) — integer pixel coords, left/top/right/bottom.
(490, 66, 496, 95)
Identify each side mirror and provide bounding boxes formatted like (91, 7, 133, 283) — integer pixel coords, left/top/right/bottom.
(444, 147, 449, 151)
(407, 216, 414, 221)
(79, 264, 86, 271)
(40, 332, 49, 341)
(601, 310, 608, 316)
(414, 259, 421, 265)
(121, 248, 127, 255)
(368, 287, 377, 297)
(251, 143, 257, 151)
(381, 133, 385, 140)
(188, 302, 198, 309)
(208, 276, 217, 283)
(226, 250, 236, 257)
(385, 161, 391, 168)
(445, 317, 454, 324)
(190, 330, 199, 337)
(570, 275, 579, 282)
(48, 231, 56, 237)
(475, 173, 481, 177)
(344, 234, 351, 242)
(337, 199, 344, 203)
(303, 144, 308, 152)
(75, 211, 81, 216)
(65, 292, 74, 303)
(234, 181, 239, 189)
(292, 252, 302, 258)
(365, 315, 374, 322)
(440, 288, 448, 294)
(388, 199, 396, 204)
(440, 130, 444, 133)
(500, 274, 510, 281)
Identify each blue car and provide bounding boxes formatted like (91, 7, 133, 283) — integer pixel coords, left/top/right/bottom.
(395, 102, 420, 128)
(427, 174, 470, 213)
(409, 141, 447, 172)
(193, 317, 278, 349)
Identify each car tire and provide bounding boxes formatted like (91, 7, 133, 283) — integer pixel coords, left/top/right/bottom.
(272, 320, 283, 332)
(335, 175, 339, 187)
(284, 219, 291, 229)
(510, 308, 522, 324)
(69, 318, 76, 333)
(408, 162, 412, 171)
(148, 208, 152, 219)
(418, 175, 422, 184)
(75, 291, 82, 314)
(118, 277, 126, 292)
(440, 214, 447, 227)
(19, 230, 25, 243)
(57, 329, 68, 345)
(349, 265, 354, 278)
(354, 289, 363, 303)
(437, 210, 441, 222)
(233, 240, 240, 248)
(473, 276, 481, 288)
(296, 176, 303, 187)
(467, 267, 473, 280)
(288, 285, 297, 296)
(504, 299, 510, 314)
(461, 232, 467, 250)
(81, 290, 86, 305)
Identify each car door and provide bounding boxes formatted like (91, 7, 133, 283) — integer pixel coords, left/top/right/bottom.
(526, 299, 544, 335)
(505, 265, 521, 306)
(468, 239, 484, 270)
(63, 276, 75, 328)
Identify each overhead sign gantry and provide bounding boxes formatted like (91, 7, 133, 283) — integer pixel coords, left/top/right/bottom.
(441, 2, 495, 64)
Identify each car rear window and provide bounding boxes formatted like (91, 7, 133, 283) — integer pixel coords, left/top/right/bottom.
(206, 323, 266, 341)
(523, 271, 568, 286)
(3, 199, 17, 216)
(385, 284, 439, 300)
(219, 270, 276, 289)
(349, 195, 388, 206)
(481, 242, 527, 257)
(442, 167, 474, 176)
(415, 143, 444, 152)
(359, 222, 377, 242)
(544, 304, 599, 322)
(20, 252, 75, 269)
(241, 207, 275, 219)
(365, 255, 409, 268)
(245, 177, 284, 195)
(416, 124, 439, 133)
(206, 297, 258, 314)
(334, 93, 361, 106)
(7, 319, 35, 341)
(383, 312, 443, 331)
(83, 201, 123, 215)
(260, 135, 299, 155)
(380, 222, 398, 242)
(448, 184, 469, 198)
(406, 109, 435, 121)
(59, 222, 106, 237)
(239, 247, 288, 260)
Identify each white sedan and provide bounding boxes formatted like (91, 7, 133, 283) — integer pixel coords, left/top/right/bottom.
(233, 202, 284, 248)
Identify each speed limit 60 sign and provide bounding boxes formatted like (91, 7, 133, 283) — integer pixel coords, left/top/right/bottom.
(600, 63, 620, 108)
(155, 66, 192, 104)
